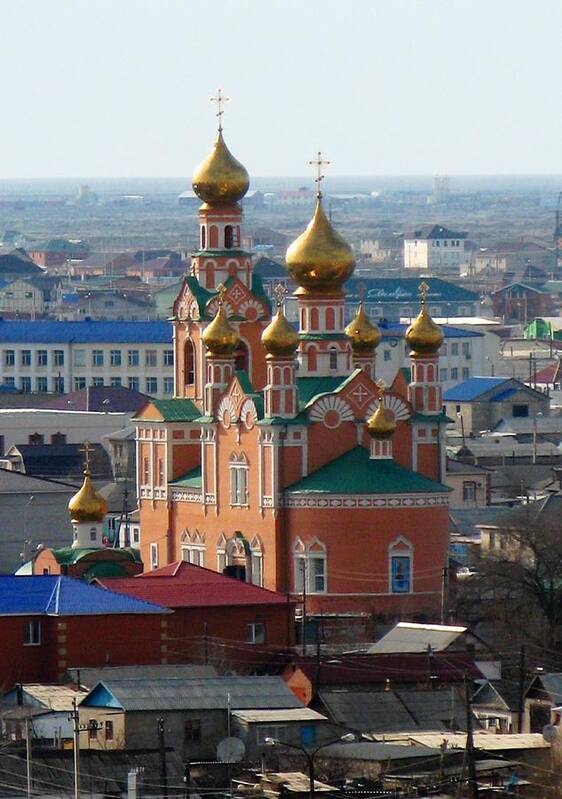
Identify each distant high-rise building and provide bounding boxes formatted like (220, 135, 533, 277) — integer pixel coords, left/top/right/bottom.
(430, 175, 450, 205)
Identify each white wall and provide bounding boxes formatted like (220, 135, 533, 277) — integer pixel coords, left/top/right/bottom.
(0, 409, 131, 452)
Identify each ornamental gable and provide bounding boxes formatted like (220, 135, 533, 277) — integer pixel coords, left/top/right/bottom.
(205, 276, 269, 322)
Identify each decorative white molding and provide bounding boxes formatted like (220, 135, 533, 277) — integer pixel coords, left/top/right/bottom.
(282, 493, 449, 509)
(366, 393, 411, 422)
(170, 490, 202, 503)
(240, 398, 257, 429)
(309, 395, 354, 427)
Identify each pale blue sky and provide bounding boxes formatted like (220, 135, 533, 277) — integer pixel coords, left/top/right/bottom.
(1, 0, 560, 178)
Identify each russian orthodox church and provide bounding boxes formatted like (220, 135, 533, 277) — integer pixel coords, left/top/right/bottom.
(135, 103, 450, 637)
(22, 447, 142, 580)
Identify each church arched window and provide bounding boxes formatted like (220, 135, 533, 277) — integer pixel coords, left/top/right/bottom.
(294, 538, 327, 594)
(224, 225, 234, 249)
(325, 307, 335, 330)
(201, 226, 206, 249)
(389, 536, 413, 594)
(307, 346, 317, 371)
(329, 347, 338, 370)
(250, 536, 264, 587)
(184, 339, 195, 385)
(209, 225, 218, 248)
(310, 307, 319, 330)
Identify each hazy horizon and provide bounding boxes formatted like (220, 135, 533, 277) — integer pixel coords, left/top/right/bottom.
(1, 0, 561, 179)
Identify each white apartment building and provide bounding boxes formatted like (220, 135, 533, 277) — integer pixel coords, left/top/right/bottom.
(404, 224, 468, 276)
(377, 323, 502, 393)
(0, 320, 174, 399)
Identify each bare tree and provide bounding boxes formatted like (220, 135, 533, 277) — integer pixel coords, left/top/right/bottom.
(456, 510, 562, 655)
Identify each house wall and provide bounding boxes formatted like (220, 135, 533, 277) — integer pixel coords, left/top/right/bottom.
(446, 390, 550, 436)
(0, 613, 165, 689)
(0, 409, 131, 451)
(447, 471, 488, 508)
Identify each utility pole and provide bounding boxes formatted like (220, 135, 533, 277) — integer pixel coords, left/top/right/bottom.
(203, 622, 209, 665)
(517, 645, 526, 733)
(157, 716, 168, 799)
(465, 676, 479, 799)
(71, 699, 80, 799)
(440, 567, 448, 623)
(301, 558, 307, 656)
(25, 716, 32, 799)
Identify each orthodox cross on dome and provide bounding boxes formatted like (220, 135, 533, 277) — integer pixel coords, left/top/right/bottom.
(376, 377, 387, 400)
(209, 88, 230, 132)
(357, 281, 366, 305)
(273, 283, 287, 309)
(308, 150, 330, 197)
(216, 282, 227, 306)
(79, 440, 94, 474)
(418, 281, 430, 306)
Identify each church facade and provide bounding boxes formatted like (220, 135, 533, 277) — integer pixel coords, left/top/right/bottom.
(135, 111, 450, 635)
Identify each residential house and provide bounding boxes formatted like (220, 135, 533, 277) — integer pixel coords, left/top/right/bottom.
(444, 377, 550, 437)
(0, 575, 166, 688)
(28, 239, 88, 269)
(0, 684, 87, 745)
(56, 290, 155, 321)
(403, 225, 468, 277)
(446, 458, 490, 507)
(77, 675, 305, 759)
(0, 251, 44, 282)
(0, 275, 63, 318)
(492, 283, 552, 323)
(475, 241, 556, 276)
(472, 680, 522, 733)
(98, 560, 296, 671)
(1, 441, 111, 480)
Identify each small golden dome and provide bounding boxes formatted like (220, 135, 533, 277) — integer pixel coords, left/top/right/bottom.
(192, 130, 249, 207)
(285, 196, 355, 295)
(345, 303, 381, 354)
(366, 398, 397, 440)
(405, 305, 444, 358)
(262, 305, 299, 357)
(202, 301, 240, 356)
(68, 471, 107, 524)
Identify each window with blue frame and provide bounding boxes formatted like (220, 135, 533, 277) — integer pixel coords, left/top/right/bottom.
(391, 555, 411, 593)
(301, 725, 316, 747)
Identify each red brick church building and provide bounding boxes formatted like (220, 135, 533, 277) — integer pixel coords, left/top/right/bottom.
(135, 107, 450, 639)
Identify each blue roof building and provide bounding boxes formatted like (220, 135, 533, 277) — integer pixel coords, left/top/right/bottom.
(0, 320, 174, 398)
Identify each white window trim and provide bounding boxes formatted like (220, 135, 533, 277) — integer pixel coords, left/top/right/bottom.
(388, 536, 413, 595)
(181, 544, 205, 567)
(150, 542, 159, 570)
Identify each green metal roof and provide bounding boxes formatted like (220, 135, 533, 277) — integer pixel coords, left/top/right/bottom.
(296, 377, 344, 408)
(284, 446, 450, 495)
(147, 398, 201, 422)
(52, 547, 142, 566)
(169, 465, 202, 488)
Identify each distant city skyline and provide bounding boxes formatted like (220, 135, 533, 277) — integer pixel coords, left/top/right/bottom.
(1, 0, 561, 179)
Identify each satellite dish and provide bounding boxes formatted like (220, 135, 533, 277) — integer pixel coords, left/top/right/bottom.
(543, 724, 558, 743)
(217, 737, 245, 763)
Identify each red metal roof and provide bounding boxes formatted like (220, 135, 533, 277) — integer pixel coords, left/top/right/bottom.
(286, 652, 483, 685)
(99, 561, 290, 608)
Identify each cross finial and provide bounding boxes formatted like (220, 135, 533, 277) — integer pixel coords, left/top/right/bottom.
(357, 281, 366, 303)
(273, 283, 287, 310)
(419, 281, 430, 305)
(216, 282, 227, 306)
(308, 150, 331, 197)
(209, 88, 230, 132)
(79, 440, 94, 474)
(375, 377, 387, 401)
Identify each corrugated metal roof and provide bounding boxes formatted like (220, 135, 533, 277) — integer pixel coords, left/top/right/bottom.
(0, 576, 166, 616)
(100, 560, 289, 608)
(390, 732, 549, 751)
(2, 684, 86, 712)
(0, 320, 172, 344)
(66, 664, 217, 687)
(81, 676, 302, 711)
(443, 377, 510, 402)
(368, 622, 466, 654)
(232, 708, 326, 723)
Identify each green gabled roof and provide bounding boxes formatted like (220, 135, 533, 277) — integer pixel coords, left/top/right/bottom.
(400, 367, 411, 383)
(258, 412, 310, 426)
(184, 275, 214, 315)
(284, 446, 450, 495)
(191, 249, 249, 258)
(170, 465, 202, 488)
(149, 398, 201, 422)
(52, 547, 142, 566)
(298, 332, 346, 341)
(250, 273, 272, 310)
(296, 377, 345, 408)
(235, 369, 254, 395)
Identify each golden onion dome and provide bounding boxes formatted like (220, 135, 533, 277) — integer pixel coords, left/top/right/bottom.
(366, 398, 397, 440)
(68, 471, 107, 524)
(192, 130, 249, 207)
(345, 303, 381, 354)
(262, 305, 299, 357)
(405, 304, 444, 358)
(285, 196, 355, 294)
(202, 301, 240, 356)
